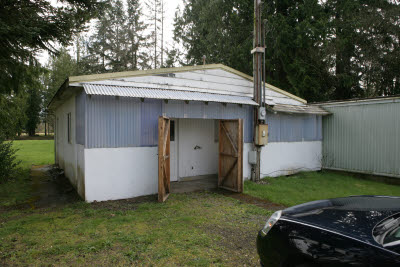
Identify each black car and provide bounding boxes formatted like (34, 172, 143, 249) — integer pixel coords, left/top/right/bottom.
(257, 196, 400, 267)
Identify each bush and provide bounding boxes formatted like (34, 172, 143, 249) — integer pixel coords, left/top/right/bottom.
(0, 136, 20, 183)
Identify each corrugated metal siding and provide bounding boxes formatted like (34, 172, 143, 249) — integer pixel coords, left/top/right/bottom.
(86, 96, 254, 148)
(75, 90, 85, 145)
(266, 112, 322, 142)
(86, 95, 142, 148)
(322, 101, 400, 177)
(141, 99, 162, 146)
(163, 100, 253, 142)
(83, 83, 258, 105)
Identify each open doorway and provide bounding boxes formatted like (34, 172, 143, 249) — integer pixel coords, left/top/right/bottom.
(158, 117, 243, 202)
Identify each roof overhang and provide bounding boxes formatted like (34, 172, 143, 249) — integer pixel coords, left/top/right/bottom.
(48, 78, 83, 111)
(68, 64, 306, 103)
(48, 64, 306, 109)
(82, 83, 258, 106)
(267, 104, 331, 115)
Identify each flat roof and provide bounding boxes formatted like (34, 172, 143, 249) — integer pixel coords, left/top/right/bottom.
(313, 95, 400, 106)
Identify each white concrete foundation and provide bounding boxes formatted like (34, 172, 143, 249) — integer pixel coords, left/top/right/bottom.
(54, 94, 86, 199)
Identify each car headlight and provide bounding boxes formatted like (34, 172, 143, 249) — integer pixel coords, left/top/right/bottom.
(260, 210, 282, 236)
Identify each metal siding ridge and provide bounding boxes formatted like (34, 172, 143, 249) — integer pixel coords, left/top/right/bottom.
(82, 83, 258, 106)
(270, 104, 331, 115)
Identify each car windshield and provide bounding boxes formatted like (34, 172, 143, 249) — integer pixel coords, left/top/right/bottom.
(374, 216, 400, 247)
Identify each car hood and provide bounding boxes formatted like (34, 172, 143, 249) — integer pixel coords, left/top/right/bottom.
(282, 196, 400, 244)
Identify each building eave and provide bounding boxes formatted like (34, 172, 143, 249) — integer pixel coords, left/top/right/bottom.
(49, 64, 307, 109)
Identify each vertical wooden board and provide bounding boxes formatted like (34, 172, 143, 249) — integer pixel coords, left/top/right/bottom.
(238, 119, 243, 192)
(165, 120, 171, 194)
(218, 119, 243, 192)
(158, 116, 171, 202)
(218, 121, 223, 186)
(158, 117, 164, 202)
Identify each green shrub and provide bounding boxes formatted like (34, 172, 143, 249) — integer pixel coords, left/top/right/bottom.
(0, 136, 20, 183)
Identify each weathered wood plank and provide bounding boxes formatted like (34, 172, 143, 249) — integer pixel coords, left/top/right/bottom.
(220, 122, 238, 155)
(218, 119, 243, 193)
(158, 116, 171, 202)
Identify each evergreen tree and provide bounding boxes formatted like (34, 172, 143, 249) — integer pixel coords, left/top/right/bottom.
(24, 62, 44, 136)
(0, 0, 103, 95)
(89, 8, 113, 72)
(87, 0, 149, 71)
(264, 0, 333, 102)
(106, 0, 128, 71)
(173, 0, 253, 73)
(43, 49, 78, 106)
(174, 0, 400, 101)
(145, 0, 165, 68)
(126, 0, 148, 70)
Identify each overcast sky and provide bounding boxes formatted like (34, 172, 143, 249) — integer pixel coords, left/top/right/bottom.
(38, 0, 184, 65)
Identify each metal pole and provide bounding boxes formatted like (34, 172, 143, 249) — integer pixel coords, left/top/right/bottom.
(262, 20, 266, 108)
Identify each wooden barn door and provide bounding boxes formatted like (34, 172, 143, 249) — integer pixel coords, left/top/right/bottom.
(158, 116, 171, 202)
(218, 119, 243, 192)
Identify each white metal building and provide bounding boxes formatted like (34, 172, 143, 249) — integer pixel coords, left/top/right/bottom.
(48, 64, 328, 202)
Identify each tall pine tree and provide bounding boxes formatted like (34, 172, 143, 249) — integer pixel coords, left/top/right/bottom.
(173, 0, 400, 101)
(126, 0, 148, 70)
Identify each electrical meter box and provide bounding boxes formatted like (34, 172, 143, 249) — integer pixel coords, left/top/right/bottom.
(258, 107, 266, 120)
(255, 124, 268, 146)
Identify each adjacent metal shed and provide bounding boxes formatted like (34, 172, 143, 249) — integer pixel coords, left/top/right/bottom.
(318, 96, 400, 178)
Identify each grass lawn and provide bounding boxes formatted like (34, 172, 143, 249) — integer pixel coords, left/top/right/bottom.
(0, 193, 268, 266)
(0, 140, 269, 266)
(244, 171, 400, 207)
(12, 140, 54, 168)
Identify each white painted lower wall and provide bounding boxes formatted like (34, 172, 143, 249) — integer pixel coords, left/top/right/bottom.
(260, 141, 322, 177)
(83, 143, 253, 202)
(243, 143, 253, 180)
(82, 141, 321, 202)
(84, 146, 158, 202)
(54, 94, 86, 199)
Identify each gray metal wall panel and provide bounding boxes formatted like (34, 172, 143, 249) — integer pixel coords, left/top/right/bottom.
(86, 95, 142, 148)
(75, 90, 85, 145)
(85, 95, 322, 148)
(322, 101, 400, 177)
(86, 96, 254, 147)
(163, 100, 253, 142)
(266, 112, 322, 142)
(141, 99, 162, 146)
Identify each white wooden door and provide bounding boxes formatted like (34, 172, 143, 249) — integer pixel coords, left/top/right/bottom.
(178, 119, 218, 178)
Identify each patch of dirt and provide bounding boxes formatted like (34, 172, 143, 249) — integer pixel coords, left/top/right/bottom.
(29, 165, 80, 209)
(220, 190, 286, 211)
(89, 195, 158, 211)
(0, 165, 80, 212)
(255, 179, 270, 185)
